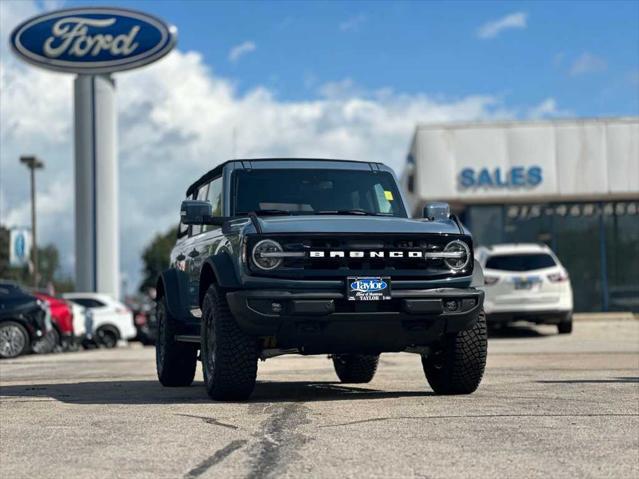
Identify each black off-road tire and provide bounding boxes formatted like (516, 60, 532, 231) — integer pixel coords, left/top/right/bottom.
(201, 285, 258, 401)
(156, 296, 197, 387)
(332, 354, 379, 383)
(557, 317, 573, 335)
(422, 309, 487, 395)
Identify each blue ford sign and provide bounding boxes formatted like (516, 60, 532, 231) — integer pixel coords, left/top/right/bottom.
(10, 7, 177, 74)
(459, 166, 543, 189)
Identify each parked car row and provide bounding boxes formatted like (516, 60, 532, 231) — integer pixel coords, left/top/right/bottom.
(0, 280, 141, 359)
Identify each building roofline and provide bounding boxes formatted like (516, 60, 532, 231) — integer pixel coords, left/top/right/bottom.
(414, 116, 639, 131)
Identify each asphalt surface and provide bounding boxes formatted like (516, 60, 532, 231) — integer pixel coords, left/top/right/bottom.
(1, 320, 638, 479)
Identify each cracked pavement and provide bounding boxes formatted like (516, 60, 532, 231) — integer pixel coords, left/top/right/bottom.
(1, 320, 638, 478)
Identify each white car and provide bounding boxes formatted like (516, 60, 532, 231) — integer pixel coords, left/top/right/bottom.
(63, 293, 136, 347)
(477, 244, 574, 334)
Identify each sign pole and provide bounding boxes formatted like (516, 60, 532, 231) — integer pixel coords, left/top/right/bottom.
(74, 74, 119, 298)
(19, 156, 44, 287)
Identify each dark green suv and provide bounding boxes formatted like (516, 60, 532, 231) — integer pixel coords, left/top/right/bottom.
(156, 159, 487, 400)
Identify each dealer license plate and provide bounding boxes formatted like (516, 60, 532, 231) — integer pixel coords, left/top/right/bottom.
(347, 277, 391, 301)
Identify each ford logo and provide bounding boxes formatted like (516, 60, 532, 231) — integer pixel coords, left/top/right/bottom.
(350, 279, 387, 293)
(10, 7, 177, 74)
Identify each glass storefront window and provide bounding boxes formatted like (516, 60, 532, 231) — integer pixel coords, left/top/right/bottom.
(552, 203, 602, 312)
(465, 201, 639, 313)
(605, 201, 639, 312)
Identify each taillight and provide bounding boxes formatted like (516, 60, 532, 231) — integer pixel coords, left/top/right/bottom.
(484, 275, 499, 286)
(547, 272, 569, 282)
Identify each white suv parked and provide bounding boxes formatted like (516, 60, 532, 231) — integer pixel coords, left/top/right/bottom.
(477, 244, 574, 334)
(63, 293, 136, 347)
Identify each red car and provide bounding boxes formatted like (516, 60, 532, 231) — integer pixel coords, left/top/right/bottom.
(33, 293, 75, 351)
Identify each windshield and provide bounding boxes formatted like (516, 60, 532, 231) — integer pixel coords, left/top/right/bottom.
(485, 253, 556, 272)
(233, 169, 407, 217)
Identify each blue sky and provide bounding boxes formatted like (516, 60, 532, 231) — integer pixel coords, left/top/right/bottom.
(64, 0, 639, 116)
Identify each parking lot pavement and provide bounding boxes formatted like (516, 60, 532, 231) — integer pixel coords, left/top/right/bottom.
(1, 320, 638, 479)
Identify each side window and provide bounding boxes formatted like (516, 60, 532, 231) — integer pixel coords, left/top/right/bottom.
(203, 176, 223, 232)
(191, 184, 209, 236)
(72, 298, 104, 308)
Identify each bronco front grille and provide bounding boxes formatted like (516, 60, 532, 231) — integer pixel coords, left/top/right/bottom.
(246, 234, 473, 279)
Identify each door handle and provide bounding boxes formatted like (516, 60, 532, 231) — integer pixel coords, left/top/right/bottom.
(188, 249, 200, 258)
(176, 254, 186, 261)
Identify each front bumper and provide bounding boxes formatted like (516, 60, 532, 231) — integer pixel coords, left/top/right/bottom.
(226, 288, 484, 354)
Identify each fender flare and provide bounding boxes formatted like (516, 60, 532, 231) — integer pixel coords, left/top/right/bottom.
(156, 268, 191, 321)
(203, 253, 241, 290)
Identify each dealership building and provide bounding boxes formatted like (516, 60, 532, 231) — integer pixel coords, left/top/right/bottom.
(401, 117, 639, 313)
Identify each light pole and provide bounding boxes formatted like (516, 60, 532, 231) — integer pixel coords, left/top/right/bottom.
(20, 155, 44, 288)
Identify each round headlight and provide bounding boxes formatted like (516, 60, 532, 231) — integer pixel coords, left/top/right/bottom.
(251, 239, 284, 270)
(443, 240, 470, 271)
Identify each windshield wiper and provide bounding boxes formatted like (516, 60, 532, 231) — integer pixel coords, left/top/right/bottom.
(316, 209, 380, 216)
(237, 209, 293, 216)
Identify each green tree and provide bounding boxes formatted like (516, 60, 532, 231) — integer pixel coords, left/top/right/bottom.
(139, 226, 178, 293)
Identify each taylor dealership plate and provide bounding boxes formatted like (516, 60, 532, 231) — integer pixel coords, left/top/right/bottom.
(347, 277, 391, 301)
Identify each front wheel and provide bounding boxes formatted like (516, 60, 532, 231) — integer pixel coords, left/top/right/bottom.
(201, 285, 258, 401)
(156, 296, 197, 387)
(422, 309, 487, 395)
(0, 321, 30, 359)
(332, 354, 379, 383)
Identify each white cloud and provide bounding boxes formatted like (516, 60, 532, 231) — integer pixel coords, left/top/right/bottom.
(228, 41, 256, 63)
(318, 78, 360, 99)
(477, 12, 527, 39)
(340, 14, 366, 32)
(527, 98, 557, 118)
(569, 52, 607, 76)
(527, 97, 571, 119)
(1, 1, 552, 293)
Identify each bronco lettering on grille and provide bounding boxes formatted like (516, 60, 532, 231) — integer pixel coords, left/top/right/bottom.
(309, 251, 425, 258)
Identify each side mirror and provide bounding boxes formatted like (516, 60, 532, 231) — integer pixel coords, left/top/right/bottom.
(423, 202, 450, 221)
(180, 200, 212, 225)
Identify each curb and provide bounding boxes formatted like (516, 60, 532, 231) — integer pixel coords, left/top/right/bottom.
(573, 312, 637, 322)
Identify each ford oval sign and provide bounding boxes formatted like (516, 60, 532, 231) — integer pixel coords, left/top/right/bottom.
(10, 7, 177, 74)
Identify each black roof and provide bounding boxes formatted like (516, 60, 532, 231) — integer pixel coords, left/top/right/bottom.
(185, 158, 373, 197)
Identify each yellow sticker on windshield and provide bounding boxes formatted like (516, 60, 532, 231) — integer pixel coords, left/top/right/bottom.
(384, 190, 394, 201)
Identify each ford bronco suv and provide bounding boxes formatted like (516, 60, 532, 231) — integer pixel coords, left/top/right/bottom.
(156, 159, 487, 400)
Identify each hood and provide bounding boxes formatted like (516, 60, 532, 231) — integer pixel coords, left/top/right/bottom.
(245, 215, 466, 236)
